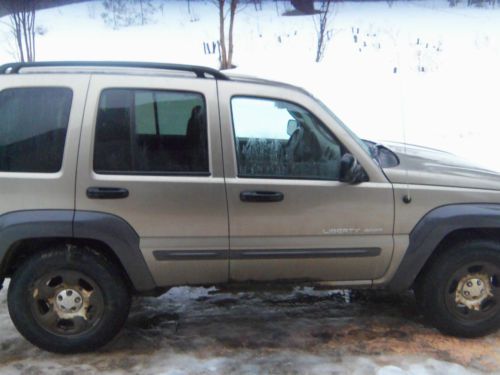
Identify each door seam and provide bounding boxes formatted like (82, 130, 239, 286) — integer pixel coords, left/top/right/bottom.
(215, 80, 232, 282)
(71, 74, 93, 237)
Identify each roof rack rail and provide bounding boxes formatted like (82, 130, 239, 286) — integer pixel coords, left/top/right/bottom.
(0, 61, 230, 80)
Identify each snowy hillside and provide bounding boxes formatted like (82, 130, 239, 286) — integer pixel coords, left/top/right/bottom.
(1, 0, 499, 171)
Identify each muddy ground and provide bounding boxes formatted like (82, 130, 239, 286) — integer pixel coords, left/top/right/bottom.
(0, 283, 499, 374)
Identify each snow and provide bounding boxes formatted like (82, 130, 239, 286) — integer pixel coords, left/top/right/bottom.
(1, 0, 500, 171)
(1, 1, 500, 373)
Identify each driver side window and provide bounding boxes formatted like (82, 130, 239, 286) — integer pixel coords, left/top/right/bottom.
(231, 97, 343, 180)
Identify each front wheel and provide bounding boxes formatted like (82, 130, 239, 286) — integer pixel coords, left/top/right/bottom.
(416, 239, 500, 337)
(8, 246, 131, 353)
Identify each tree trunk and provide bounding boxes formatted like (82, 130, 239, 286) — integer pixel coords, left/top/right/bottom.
(315, 0, 332, 63)
(13, 13, 25, 62)
(139, 0, 144, 25)
(22, 11, 30, 61)
(31, 9, 36, 61)
(8, 0, 37, 63)
(218, 0, 228, 69)
(227, 0, 238, 69)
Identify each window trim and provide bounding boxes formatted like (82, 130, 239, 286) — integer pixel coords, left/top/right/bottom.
(92, 87, 211, 177)
(229, 95, 350, 181)
(0, 86, 73, 174)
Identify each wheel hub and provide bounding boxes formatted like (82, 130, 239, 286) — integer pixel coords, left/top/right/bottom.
(455, 273, 493, 311)
(49, 286, 92, 320)
(55, 289, 83, 313)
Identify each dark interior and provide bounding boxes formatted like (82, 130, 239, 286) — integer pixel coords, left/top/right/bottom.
(93, 90, 208, 174)
(0, 87, 72, 173)
(0, 129, 67, 173)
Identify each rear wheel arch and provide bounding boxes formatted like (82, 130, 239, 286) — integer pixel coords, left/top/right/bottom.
(0, 210, 156, 293)
(2, 237, 134, 292)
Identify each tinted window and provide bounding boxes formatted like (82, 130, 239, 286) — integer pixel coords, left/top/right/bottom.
(231, 97, 344, 180)
(94, 89, 208, 174)
(0, 87, 72, 173)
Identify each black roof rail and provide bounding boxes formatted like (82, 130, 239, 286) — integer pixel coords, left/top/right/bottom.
(0, 61, 230, 80)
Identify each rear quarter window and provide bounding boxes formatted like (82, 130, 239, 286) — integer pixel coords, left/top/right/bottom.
(0, 87, 73, 173)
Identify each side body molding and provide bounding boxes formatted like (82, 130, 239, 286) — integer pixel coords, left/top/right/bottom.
(388, 204, 500, 292)
(0, 210, 156, 293)
(73, 211, 156, 292)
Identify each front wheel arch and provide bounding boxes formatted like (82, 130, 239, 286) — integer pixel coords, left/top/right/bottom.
(414, 228, 500, 290)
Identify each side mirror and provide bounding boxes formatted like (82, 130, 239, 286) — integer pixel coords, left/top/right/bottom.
(340, 153, 368, 184)
(287, 119, 298, 136)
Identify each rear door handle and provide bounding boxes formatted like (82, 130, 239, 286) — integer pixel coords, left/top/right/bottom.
(87, 187, 129, 199)
(240, 191, 284, 203)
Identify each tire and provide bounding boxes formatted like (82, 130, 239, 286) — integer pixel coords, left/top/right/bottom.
(8, 246, 131, 353)
(416, 239, 500, 338)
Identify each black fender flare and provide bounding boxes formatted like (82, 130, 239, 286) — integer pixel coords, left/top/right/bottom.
(73, 211, 156, 292)
(387, 203, 500, 292)
(0, 210, 156, 292)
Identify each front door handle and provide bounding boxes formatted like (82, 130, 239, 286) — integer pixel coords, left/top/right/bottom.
(87, 187, 129, 199)
(240, 191, 284, 203)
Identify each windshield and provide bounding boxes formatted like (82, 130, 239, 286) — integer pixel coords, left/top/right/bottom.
(314, 97, 372, 158)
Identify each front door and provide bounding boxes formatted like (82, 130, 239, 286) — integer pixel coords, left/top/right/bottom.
(76, 74, 229, 287)
(218, 80, 394, 284)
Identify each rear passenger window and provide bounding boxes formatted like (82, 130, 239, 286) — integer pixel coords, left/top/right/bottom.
(94, 89, 208, 174)
(0, 87, 72, 173)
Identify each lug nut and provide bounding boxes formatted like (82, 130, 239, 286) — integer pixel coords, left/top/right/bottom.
(467, 281, 473, 288)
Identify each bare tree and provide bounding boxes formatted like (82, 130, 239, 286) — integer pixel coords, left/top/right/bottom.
(212, 0, 239, 70)
(135, 0, 156, 25)
(314, 0, 334, 63)
(252, 0, 263, 11)
(101, 0, 156, 29)
(6, 0, 37, 62)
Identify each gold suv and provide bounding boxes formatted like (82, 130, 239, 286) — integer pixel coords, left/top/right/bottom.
(1, 61, 500, 353)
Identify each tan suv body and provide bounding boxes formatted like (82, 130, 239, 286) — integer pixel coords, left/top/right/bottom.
(2, 62, 500, 353)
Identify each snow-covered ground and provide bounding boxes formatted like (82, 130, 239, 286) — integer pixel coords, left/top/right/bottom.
(0, 282, 499, 374)
(1, 0, 500, 171)
(2, 1, 500, 373)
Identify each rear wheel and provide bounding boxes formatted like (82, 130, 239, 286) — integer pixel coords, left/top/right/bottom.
(416, 239, 500, 337)
(8, 246, 131, 353)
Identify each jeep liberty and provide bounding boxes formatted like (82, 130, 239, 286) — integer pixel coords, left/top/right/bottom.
(1, 61, 500, 353)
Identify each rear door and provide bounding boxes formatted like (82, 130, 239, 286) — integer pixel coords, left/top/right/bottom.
(218, 80, 395, 284)
(76, 74, 228, 287)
